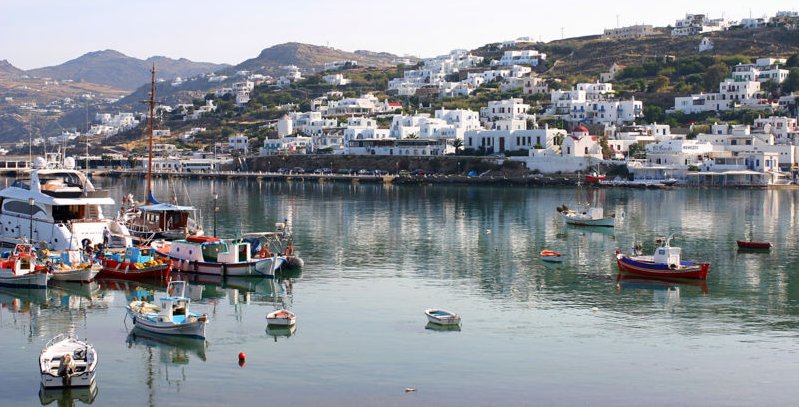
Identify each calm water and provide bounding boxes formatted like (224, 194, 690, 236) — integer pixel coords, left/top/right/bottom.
(2, 177, 799, 406)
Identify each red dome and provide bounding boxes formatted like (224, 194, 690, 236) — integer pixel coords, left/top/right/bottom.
(573, 125, 589, 134)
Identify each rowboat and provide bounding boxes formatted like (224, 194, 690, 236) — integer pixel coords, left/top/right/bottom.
(39, 333, 98, 388)
(127, 281, 208, 339)
(424, 309, 461, 326)
(266, 309, 296, 326)
(539, 249, 563, 263)
(616, 236, 709, 280)
(736, 240, 772, 250)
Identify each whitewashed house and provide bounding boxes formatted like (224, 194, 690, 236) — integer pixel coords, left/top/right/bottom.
(228, 134, 250, 154)
(492, 50, 546, 67)
(698, 37, 714, 52)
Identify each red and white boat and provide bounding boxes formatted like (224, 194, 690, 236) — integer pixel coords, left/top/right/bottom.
(584, 172, 606, 184)
(736, 240, 772, 250)
(0, 244, 49, 288)
(539, 249, 563, 263)
(616, 236, 710, 280)
(99, 246, 171, 280)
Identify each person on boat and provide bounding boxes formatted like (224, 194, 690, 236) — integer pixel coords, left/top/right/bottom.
(58, 353, 76, 386)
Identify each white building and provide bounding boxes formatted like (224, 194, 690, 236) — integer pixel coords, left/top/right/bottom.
(480, 98, 530, 125)
(345, 139, 449, 156)
(513, 126, 603, 173)
(492, 50, 546, 67)
(603, 25, 656, 39)
(672, 79, 764, 114)
(600, 63, 625, 82)
(323, 74, 351, 86)
(672, 14, 729, 36)
(228, 134, 250, 153)
(343, 117, 389, 143)
(731, 61, 789, 84)
(698, 37, 714, 52)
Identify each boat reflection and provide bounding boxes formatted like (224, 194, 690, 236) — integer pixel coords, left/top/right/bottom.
(425, 322, 462, 332)
(616, 272, 709, 295)
(39, 380, 99, 406)
(126, 329, 208, 363)
(0, 286, 49, 311)
(48, 281, 102, 301)
(173, 273, 291, 304)
(266, 324, 297, 341)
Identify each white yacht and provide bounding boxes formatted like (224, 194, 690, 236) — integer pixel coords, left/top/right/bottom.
(0, 154, 132, 251)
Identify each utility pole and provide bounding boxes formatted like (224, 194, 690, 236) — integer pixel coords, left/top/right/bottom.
(560, 27, 565, 39)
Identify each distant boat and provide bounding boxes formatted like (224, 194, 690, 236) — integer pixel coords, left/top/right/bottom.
(736, 240, 772, 250)
(661, 178, 679, 186)
(616, 235, 710, 280)
(585, 172, 606, 184)
(557, 175, 615, 227)
(424, 308, 461, 326)
(266, 309, 296, 326)
(126, 281, 209, 339)
(39, 333, 98, 388)
(539, 249, 563, 263)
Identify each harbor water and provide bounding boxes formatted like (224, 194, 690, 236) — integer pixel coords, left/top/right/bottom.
(2, 177, 799, 406)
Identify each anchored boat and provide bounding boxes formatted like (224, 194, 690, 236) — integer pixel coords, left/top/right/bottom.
(99, 246, 171, 280)
(127, 281, 209, 339)
(539, 249, 563, 263)
(0, 243, 49, 288)
(424, 309, 461, 326)
(152, 235, 282, 278)
(266, 309, 297, 326)
(616, 236, 710, 280)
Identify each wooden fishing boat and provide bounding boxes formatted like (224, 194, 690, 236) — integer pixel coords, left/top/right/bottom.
(39, 333, 97, 388)
(0, 244, 49, 288)
(47, 250, 100, 282)
(616, 236, 710, 280)
(99, 246, 171, 280)
(266, 309, 296, 326)
(539, 249, 563, 263)
(152, 236, 282, 278)
(424, 309, 461, 326)
(584, 172, 606, 184)
(557, 176, 615, 227)
(127, 281, 208, 339)
(736, 240, 772, 250)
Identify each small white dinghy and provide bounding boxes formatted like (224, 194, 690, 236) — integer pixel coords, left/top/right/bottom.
(48, 250, 101, 282)
(424, 309, 461, 326)
(266, 309, 296, 326)
(40, 333, 98, 388)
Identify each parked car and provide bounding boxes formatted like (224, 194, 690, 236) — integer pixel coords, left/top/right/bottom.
(374, 170, 387, 176)
(291, 167, 305, 174)
(398, 170, 410, 177)
(410, 169, 426, 177)
(357, 169, 375, 176)
(277, 167, 290, 174)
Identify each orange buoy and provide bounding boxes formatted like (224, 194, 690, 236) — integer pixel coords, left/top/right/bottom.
(238, 352, 246, 360)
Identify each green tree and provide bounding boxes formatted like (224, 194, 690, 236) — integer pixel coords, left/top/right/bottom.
(643, 105, 666, 124)
(651, 75, 670, 92)
(782, 68, 799, 93)
(704, 63, 729, 92)
(452, 138, 463, 155)
(627, 143, 646, 159)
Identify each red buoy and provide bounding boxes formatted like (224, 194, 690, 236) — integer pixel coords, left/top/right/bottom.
(238, 352, 246, 367)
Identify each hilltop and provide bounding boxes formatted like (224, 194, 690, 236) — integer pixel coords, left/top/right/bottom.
(26, 50, 229, 91)
(0, 60, 25, 79)
(235, 42, 400, 73)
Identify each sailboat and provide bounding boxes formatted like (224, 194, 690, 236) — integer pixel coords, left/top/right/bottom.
(556, 174, 615, 227)
(119, 65, 203, 241)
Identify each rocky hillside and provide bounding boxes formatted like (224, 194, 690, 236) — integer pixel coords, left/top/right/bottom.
(26, 50, 229, 91)
(0, 60, 25, 79)
(233, 42, 401, 74)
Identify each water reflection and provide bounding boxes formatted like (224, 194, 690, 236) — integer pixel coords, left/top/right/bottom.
(265, 324, 297, 341)
(425, 322, 461, 332)
(38, 380, 98, 406)
(126, 330, 208, 363)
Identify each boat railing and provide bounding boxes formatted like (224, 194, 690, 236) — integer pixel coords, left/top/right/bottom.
(44, 333, 72, 349)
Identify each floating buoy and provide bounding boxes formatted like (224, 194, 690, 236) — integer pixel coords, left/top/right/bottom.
(404, 387, 416, 393)
(591, 307, 599, 312)
(238, 352, 246, 360)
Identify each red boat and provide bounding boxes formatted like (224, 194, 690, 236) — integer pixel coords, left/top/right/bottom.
(585, 172, 606, 184)
(98, 246, 171, 280)
(736, 240, 772, 250)
(615, 236, 710, 280)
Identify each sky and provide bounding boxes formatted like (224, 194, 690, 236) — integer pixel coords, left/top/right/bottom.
(2, 0, 798, 70)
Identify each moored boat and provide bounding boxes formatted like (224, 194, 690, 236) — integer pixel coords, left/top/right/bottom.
(127, 281, 208, 339)
(557, 175, 615, 228)
(539, 249, 563, 263)
(424, 308, 461, 326)
(585, 172, 606, 184)
(616, 236, 710, 280)
(39, 333, 97, 388)
(47, 250, 100, 282)
(266, 309, 296, 326)
(736, 240, 772, 250)
(99, 246, 171, 280)
(152, 236, 282, 278)
(0, 243, 49, 288)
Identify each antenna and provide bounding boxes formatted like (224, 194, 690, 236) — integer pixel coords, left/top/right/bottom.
(560, 27, 565, 39)
(616, 14, 620, 28)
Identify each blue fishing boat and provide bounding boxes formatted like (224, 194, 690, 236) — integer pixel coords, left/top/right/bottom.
(127, 281, 208, 339)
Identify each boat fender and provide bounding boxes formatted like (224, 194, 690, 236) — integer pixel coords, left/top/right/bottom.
(669, 263, 677, 269)
(259, 247, 270, 258)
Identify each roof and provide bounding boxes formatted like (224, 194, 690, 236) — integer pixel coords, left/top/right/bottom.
(574, 125, 590, 134)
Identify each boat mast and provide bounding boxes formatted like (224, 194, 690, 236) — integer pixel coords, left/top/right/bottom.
(146, 64, 155, 205)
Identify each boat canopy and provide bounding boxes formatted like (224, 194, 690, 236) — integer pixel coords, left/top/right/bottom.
(138, 203, 197, 212)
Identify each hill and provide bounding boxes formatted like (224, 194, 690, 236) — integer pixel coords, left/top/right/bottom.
(0, 60, 25, 79)
(26, 50, 229, 91)
(233, 42, 401, 74)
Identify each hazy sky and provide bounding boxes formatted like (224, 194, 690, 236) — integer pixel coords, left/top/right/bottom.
(2, 0, 798, 70)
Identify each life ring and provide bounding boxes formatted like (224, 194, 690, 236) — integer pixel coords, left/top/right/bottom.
(259, 247, 270, 258)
